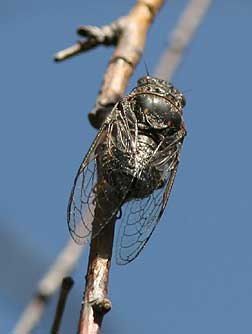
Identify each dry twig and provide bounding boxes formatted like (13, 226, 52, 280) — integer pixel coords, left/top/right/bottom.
(154, 0, 212, 80)
(13, 240, 84, 334)
(77, 192, 118, 334)
(55, 0, 165, 129)
(50, 276, 74, 334)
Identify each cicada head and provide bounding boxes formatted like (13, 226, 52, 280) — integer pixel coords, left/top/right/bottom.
(129, 76, 186, 131)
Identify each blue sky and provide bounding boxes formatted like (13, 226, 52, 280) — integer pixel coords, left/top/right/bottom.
(1, 1, 252, 333)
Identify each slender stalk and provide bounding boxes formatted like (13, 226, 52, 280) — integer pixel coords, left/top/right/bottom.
(12, 294, 48, 334)
(154, 0, 212, 80)
(13, 240, 84, 334)
(51, 277, 74, 334)
(78, 208, 116, 333)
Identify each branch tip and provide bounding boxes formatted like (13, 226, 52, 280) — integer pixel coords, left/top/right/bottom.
(62, 276, 74, 291)
(50, 276, 74, 334)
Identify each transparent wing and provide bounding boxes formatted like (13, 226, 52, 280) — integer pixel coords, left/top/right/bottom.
(116, 132, 185, 265)
(67, 100, 138, 244)
(67, 122, 106, 244)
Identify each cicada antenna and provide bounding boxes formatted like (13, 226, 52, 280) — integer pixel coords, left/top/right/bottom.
(143, 58, 150, 76)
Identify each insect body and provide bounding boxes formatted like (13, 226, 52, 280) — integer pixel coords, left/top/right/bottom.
(68, 76, 187, 264)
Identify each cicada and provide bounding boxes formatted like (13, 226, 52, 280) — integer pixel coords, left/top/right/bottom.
(67, 76, 187, 264)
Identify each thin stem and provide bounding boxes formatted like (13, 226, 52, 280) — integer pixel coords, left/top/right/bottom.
(13, 239, 84, 334)
(51, 276, 74, 334)
(78, 217, 116, 334)
(154, 0, 212, 80)
(54, 41, 98, 62)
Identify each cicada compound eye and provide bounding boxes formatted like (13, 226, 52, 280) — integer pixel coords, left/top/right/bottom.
(181, 94, 186, 108)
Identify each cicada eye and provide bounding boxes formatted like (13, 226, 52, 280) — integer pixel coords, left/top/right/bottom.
(166, 111, 182, 129)
(181, 95, 186, 107)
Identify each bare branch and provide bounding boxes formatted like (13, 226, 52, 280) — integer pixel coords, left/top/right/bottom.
(50, 276, 74, 334)
(78, 192, 118, 334)
(13, 240, 84, 334)
(54, 21, 121, 62)
(54, 0, 165, 129)
(154, 0, 212, 80)
(12, 295, 47, 334)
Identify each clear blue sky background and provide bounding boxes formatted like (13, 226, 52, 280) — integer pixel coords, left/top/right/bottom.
(1, 1, 252, 333)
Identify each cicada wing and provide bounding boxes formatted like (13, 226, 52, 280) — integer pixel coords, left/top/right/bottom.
(116, 134, 185, 265)
(67, 120, 108, 244)
(67, 100, 138, 244)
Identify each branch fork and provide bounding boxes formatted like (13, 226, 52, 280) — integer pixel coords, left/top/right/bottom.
(54, 0, 165, 129)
